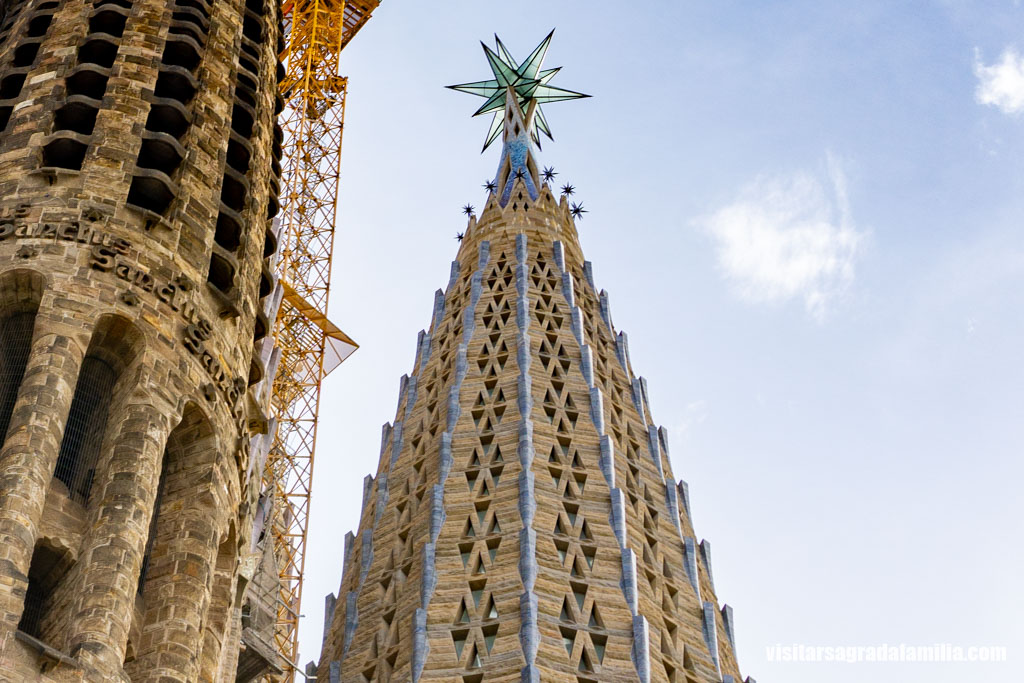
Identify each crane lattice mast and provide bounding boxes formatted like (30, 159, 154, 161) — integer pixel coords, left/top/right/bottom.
(265, 1, 378, 680)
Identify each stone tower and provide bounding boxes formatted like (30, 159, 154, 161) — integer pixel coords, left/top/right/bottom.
(0, 0, 286, 681)
(317, 35, 751, 683)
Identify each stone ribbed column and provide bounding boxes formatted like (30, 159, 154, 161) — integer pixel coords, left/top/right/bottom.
(514, 233, 540, 682)
(0, 318, 84, 626)
(66, 383, 176, 675)
(128, 413, 229, 683)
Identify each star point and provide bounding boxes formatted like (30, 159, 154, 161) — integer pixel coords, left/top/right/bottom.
(447, 32, 589, 152)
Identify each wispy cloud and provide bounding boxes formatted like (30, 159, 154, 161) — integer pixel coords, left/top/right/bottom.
(670, 399, 709, 442)
(696, 155, 865, 320)
(974, 47, 1024, 115)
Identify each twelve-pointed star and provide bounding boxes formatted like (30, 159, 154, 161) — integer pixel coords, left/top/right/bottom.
(570, 202, 587, 220)
(462, 204, 475, 216)
(447, 30, 590, 151)
(542, 166, 557, 182)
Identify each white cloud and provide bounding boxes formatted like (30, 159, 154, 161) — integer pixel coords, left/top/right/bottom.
(670, 400, 709, 442)
(697, 155, 865, 320)
(974, 47, 1024, 115)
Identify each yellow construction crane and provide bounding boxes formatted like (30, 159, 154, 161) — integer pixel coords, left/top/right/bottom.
(264, 1, 379, 680)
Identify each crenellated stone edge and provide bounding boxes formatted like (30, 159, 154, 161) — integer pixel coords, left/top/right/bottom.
(332, 251, 461, 667)
(551, 241, 648, 683)
(578, 255, 741, 679)
(412, 240, 490, 681)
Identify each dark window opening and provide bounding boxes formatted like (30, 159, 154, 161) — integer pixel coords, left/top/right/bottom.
(138, 448, 168, 595)
(53, 356, 116, 504)
(17, 544, 66, 639)
(0, 312, 34, 445)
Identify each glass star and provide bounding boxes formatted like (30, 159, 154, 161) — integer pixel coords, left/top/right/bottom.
(447, 30, 590, 151)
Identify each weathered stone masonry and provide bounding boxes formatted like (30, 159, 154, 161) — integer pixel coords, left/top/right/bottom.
(0, 0, 287, 681)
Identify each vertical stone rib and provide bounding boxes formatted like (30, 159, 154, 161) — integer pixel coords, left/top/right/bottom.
(0, 321, 83, 625)
(412, 240, 489, 682)
(67, 390, 175, 674)
(514, 233, 540, 682)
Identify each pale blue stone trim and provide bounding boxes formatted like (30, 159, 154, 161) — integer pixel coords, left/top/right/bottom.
(589, 387, 605, 435)
(374, 474, 388, 524)
(389, 421, 404, 467)
(639, 377, 652, 416)
(447, 260, 461, 292)
(521, 665, 540, 683)
(631, 615, 651, 683)
(579, 344, 594, 388)
(411, 608, 429, 682)
(646, 425, 665, 478)
(515, 233, 540, 678)
(477, 240, 491, 270)
(665, 483, 682, 535)
(598, 290, 614, 333)
(552, 239, 565, 271)
(700, 539, 715, 589)
(329, 661, 341, 683)
(684, 537, 700, 596)
(429, 484, 446, 542)
(609, 487, 627, 548)
(403, 375, 419, 422)
(599, 435, 616, 488)
(561, 271, 576, 307)
(615, 330, 630, 372)
(583, 260, 596, 291)
(721, 604, 736, 650)
(570, 307, 585, 346)
(518, 527, 538, 592)
(438, 432, 453, 484)
(421, 543, 436, 607)
(343, 531, 354, 571)
(398, 374, 408, 412)
(620, 548, 639, 615)
(678, 480, 692, 519)
(519, 591, 540, 659)
(702, 601, 722, 673)
(323, 593, 336, 645)
(360, 474, 374, 513)
(432, 288, 446, 329)
(630, 378, 645, 420)
(358, 529, 373, 585)
(379, 422, 392, 461)
(516, 232, 528, 263)
(341, 590, 358, 656)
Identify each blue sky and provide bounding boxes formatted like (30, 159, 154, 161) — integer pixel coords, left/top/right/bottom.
(300, 2, 1024, 680)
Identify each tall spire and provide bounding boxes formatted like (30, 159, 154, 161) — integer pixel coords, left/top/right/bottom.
(448, 31, 589, 207)
(318, 31, 750, 683)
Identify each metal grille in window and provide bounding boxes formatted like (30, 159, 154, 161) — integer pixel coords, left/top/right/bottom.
(0, 312, 34, 445)
(138, 448, 169, 594)
(53, 356, 116, 504)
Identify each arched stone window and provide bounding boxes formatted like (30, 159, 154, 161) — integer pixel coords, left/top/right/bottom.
(51, 315, 141, 504)
(128, 402, 224, 679)
(0, 269, 43, 446)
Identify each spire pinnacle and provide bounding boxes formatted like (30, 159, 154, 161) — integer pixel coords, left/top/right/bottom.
(447, 31, 589, 207)
(447, 31, 588, 150)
